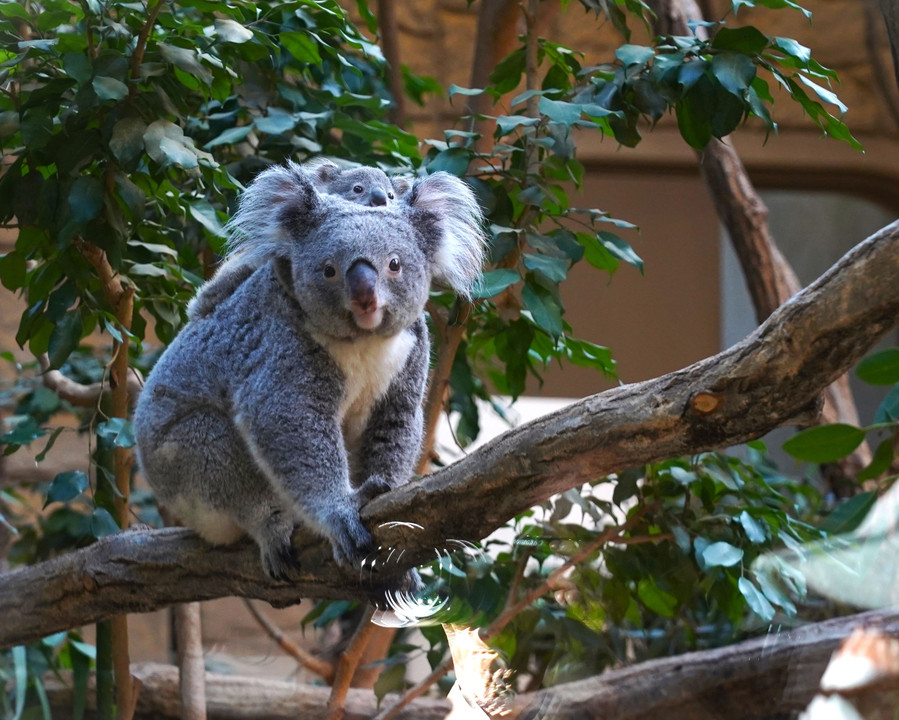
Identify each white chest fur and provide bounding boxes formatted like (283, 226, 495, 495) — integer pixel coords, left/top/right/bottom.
(314, 330, 416, 447)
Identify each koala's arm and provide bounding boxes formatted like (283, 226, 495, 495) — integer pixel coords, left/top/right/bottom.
(354, 317, 430, 498)
(230, 340, 375, 566)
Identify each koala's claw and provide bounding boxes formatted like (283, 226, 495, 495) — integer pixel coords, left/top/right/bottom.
(329, 510, 375, 568)
(260, 538, 300, 581)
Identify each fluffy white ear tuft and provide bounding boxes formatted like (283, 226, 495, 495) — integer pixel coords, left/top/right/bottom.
(408, 172, 486, 298)
(224, 161, 321, 267)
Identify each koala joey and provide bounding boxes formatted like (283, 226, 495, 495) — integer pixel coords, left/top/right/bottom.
(187, 159, 410, 319)
(134, 164, 485, 581)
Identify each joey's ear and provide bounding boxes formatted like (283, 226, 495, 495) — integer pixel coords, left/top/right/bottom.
(391, 177, 411, 198)
(303, 157, 341, 186)
(405, 172, 486, 298)
(225, 161, 324, 260)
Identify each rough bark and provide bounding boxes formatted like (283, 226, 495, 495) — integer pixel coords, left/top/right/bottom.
(43, 607, 899, 720)
(1, 220, 898, 649)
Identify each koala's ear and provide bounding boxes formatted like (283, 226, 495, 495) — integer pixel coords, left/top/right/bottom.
(303, 158, 341, 187)
(391, 177, 411, 198)
(225, 161, 324, 261)
(405, 172, 486, 298)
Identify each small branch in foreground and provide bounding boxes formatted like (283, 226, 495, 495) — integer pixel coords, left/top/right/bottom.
(39, 354, 143, 408)
(325, 605, 379, 720)
(242, 599, 335, 682)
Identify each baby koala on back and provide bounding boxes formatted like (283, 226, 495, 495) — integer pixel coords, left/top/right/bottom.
(188, 160, 409, 318)
(134, 164, 485, 580)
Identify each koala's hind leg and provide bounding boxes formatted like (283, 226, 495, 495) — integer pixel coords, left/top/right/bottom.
(141, 409, 299, 580)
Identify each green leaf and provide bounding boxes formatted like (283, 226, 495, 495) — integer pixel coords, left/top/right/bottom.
(523, 253, 568, 283)
(203, 124, 253, 149)
(711, 52, 756, 96)
(495, 115, 539, 136)
(143, 120, 199, 169)
(712, 26, 769, 54)
(96, 418, 136, 448)
(856, 348, 899, 385)
(676, 83, 713, 149)
(538, 97, 583, 126)
(159, 43, 213, 84)
(599, 232, 643, 273)
(0, 251, 27, 291)
(796, 74, 847, 114)
(280, 32, 322, 64)
(47, 310, 83, 369)
(13, 645, 26, 720)
(448, 84, 486, 98)
(857, 439, 895, 482)
(738, 510, 767, 543)
(616, 44, 654, 68)
(214, 18, 253, 43)
(772, 36, 811, 65)
(255, 110, 296, 135)
(522, 283, 563, 339)
(782, 423, 866, 463)
(471, 268, 520, 299)
(92, 76, 128, 101)
(738, 577, 775, 621)
(90, 508, 120, 538)
(489, 48, 525, 94)
(702, 541, 743, 567)
(874, 385, 899, 424)
(637, 578, 677, 617)
(68, 176, 104, 224)
(45, 471, 90, 507)
(2, 417, 47, 446)
(820, 491, 876, 534)
(109, 117, 147, 165)
(426, 147, 470, 176)
(189, 199, 226, 237)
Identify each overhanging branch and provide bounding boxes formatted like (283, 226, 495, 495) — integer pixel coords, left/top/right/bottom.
(1, 221, 898, 649)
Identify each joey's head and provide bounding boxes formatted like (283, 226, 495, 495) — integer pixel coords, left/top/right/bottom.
(227, 164, 486, 339)
(307, 159, 410, 208)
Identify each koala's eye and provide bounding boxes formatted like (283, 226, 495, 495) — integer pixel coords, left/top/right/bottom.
(388, 256, 401, 274)
(387, 191, 395, 200)
(353, 184, 364, 194)
(323, 263, 337, 279)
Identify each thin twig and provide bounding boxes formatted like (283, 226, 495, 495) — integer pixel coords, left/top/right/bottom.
(129, 0, 166, 88)
(324, 605, 379, 720)
(242, 599, 335, 682)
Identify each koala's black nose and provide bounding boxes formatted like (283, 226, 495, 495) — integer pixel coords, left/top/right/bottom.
(370, 187, 388, 206)
(347, 259, 379, 311)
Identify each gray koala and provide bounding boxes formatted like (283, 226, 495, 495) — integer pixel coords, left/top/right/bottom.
(187, 160, 410, 319)
(134, 164, 485, 580)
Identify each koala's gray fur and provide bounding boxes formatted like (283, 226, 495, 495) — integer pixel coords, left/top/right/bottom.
(188, 160, 410, 319)
(134, 165, 485, 580)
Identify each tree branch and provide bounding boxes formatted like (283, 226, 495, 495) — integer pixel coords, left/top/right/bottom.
(42, 607, 899, 719)
(1, 221, 898, 649)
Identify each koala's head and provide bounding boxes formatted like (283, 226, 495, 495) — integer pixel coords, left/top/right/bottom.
(228, 164, 485, 340)
(306, 159, 410, 208)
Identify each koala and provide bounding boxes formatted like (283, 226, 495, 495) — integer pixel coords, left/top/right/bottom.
(187, 160, 410, 319)
(133, 164, 485, 581)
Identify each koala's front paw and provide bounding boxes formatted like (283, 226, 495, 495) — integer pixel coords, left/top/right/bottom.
(328, 508, 375, 568)
(356, 474, 393, 505)
(259, 537, 300, 581)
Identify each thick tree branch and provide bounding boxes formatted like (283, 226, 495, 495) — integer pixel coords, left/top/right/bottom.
(43, 607, 899, 720)
(1, 221, 898, 649)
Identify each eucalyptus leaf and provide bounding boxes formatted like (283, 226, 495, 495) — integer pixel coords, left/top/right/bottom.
(45, 471, 90, 507)
(702, 541, 744, 568)
(782, 423, 866, 463)
(738, 577, 775, 621)
(856, 348, 899, 385)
